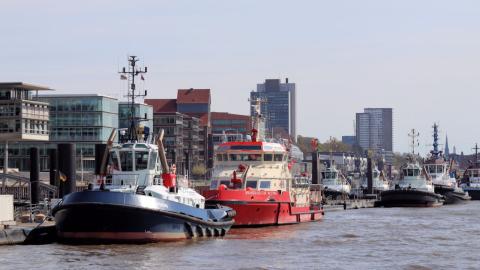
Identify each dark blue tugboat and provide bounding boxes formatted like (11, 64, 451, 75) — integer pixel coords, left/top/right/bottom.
(52, 56, 235, 243)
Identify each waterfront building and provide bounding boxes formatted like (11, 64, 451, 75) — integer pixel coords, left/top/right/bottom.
(146, 98, 202, 175)
(146, 89, 212, 172)
(0, 82, 50, 171)
(211, 112, 251, 136)
(250, 78, 296, 140)
(355, 108, 393, 163)
(38, 94, 119, 170)
(118, 101, 153, 140)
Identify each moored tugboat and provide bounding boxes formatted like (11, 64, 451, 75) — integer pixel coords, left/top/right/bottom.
(203, 99, 324, 226)
(321, 162, 351, 200)
(460, 143, 480, 200)
(424, 124, 470, 204)
(52, 56, 235, 243)
(378, 129, 444, 207)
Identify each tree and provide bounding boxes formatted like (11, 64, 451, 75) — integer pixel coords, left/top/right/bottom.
(318, 137, 352, 153)
(191, 164, 207, 179)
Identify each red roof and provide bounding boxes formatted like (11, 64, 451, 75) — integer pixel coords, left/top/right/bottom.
(177, 89, 211, 104)
(144, 99, 177, 113)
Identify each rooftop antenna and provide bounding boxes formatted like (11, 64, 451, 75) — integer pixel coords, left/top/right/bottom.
(119, 55, 148, 142)
(408, 128, 420, 155)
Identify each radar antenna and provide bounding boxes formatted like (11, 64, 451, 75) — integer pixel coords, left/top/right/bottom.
(408, 129, 420, 155)
(119, 56, 148, 142)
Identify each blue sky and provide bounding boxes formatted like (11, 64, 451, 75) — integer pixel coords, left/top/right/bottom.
(1, 0, 479, 154)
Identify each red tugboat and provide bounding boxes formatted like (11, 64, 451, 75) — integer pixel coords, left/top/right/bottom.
(203, 99, 324, 226)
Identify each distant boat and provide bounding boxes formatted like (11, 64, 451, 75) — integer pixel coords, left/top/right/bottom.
(460, 143, 480, 200)
(424, 123, 470, 204)
(378, 158, 444, 207)
(378, 129, 444, 207)
(321, 163, 351, 199)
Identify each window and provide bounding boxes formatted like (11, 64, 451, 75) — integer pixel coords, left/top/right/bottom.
(264, 154, 273, 161)
(135, 151, 149, 170)
(247, 154, 261, 161)
(217, 154, 223, 161)
(108, 151, 120, 170)
(210, 180, 218, 189)
(246, 180, 257, 189)
(149, 151, 157, 170)
(274, 154, 283, 161)
(259, 181, 271, 189)
(119, 151, 133, 171)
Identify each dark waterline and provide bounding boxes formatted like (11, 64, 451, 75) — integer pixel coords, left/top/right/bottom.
(1, 202, 480, 270)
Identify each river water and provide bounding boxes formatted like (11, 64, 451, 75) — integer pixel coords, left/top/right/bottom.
(1, 202, 480, 270)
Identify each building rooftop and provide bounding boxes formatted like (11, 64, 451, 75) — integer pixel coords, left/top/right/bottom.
(39, 93, 116, 99)
(212, 112, 250, 121)
(0, 82, 53, 91)
(177, 89, 210, 104)
(145, 99, 177, 113)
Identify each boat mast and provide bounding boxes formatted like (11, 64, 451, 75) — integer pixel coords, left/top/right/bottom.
(431, 123, 440, 158)
(119, 56, 148, 142)
(408, 129, 420, 155)
(473, 143, 479, 167)
(250, 97, 266, 142)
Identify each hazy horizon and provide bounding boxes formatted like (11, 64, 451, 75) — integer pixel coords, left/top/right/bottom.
(1, 0, 479, 155)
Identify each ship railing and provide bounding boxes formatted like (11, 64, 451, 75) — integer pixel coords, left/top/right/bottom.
(109, 174, 140, 187)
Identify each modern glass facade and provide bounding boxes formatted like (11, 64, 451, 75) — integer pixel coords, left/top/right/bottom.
(250, 79, 296, 140)
(118, 102, 153, 132)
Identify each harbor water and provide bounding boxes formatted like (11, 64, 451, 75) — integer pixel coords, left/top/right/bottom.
(1, 202, 480, 270)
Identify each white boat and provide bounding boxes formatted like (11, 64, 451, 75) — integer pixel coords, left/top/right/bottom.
(321, 164, 351, 199)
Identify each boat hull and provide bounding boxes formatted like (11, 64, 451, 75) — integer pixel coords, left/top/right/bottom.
(462, 188, 480, 200)
(204, 189, 323, 227)
(434, 185, 471, 204)
(377, 189, 444, 207)
(52, 191, 235, 243)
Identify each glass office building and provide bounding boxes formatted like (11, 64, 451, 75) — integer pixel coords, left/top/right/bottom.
(250, 78, 296, 140)
(118, 102, 153, 135)
(3, 94, 119, 171)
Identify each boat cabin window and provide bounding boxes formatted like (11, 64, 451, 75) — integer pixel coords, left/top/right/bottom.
(427, 165, 444, 174)
(322, 172, 337, 179)
(119, 151, 133, 171)
(108, 151, 120, 170)
(248, 154, 261, 161)
(230, 154, 248, 161)
(217, 154, 223, 161)
(259, 181, 271, 189)
(135, 151, 149, 170)
(246, 180, 257, 189)
(148, 151, 157, 170)
(373, 171, 379, 178)
(274, 154, 283, 161)
(264, 154, 273, 161)
(404, 169, 420, 177)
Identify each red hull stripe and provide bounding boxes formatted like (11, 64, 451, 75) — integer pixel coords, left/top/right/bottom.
(58, 231, 187, 241)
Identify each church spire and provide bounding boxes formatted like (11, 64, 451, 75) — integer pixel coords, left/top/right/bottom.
(444, 134, 450, 158)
